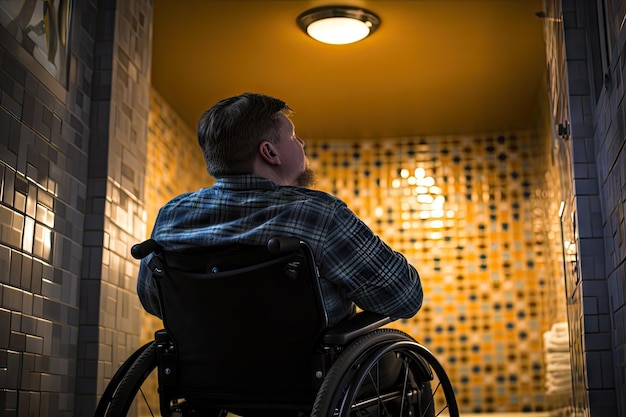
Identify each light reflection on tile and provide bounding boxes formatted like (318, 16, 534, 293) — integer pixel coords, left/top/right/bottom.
(307, 133, 566, 413)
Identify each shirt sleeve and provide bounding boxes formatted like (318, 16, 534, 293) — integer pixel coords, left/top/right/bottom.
(320, 205, 423, 320)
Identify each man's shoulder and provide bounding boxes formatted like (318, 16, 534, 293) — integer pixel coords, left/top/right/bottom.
(158, 182, 347, 211)
(162, 189, 204, 205)
(156, 188, 213, 214)
(286, 186, 346, 208)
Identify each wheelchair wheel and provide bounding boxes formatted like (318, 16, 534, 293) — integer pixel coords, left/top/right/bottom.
(102, 341, 159, 417)
(94, 341, 155, 417)
(311, 329, 459, 417)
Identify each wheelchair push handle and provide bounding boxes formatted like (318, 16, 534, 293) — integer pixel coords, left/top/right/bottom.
(267, 236, 301, 253)
(131, 239, 162, 259)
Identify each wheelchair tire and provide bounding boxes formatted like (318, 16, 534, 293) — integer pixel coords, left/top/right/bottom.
(311, 328, 459, 417)
(104, 341, 158, 417)
(94, 341, 154, 417)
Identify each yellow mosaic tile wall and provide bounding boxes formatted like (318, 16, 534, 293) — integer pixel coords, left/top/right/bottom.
(306, 131, 566, 413)
(143, 90, 567, 413)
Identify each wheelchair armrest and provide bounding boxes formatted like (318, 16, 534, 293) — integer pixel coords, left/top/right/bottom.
(322, 311, 393, 345)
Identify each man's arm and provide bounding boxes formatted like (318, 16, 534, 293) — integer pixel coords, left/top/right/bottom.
(321, 205, 423, 319)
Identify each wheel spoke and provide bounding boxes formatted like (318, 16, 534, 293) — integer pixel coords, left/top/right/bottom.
(139, 388, 156, 417)
(434, 403, 450, 417)
(399, 361, 410, 417)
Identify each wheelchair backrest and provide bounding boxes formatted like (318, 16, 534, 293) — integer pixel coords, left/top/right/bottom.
(148, 237, 328, 406)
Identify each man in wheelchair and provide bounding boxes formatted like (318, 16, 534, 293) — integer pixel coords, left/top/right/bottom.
(96, 93, 458, 417)
(137, 92, 423, 327)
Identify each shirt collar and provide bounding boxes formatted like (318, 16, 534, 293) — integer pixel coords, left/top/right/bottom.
(213, 174, 280, 191)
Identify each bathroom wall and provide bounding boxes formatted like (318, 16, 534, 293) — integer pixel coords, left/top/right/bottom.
(306, 128, 564, 413)
(586, 0, 626, 413)
(543, 0, 626, 415)
(0, 1, 152, 415)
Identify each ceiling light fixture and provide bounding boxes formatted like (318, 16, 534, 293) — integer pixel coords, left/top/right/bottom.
(296, 5, 381, 45)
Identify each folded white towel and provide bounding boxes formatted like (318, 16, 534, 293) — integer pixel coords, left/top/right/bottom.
(543, 322, 573, 396)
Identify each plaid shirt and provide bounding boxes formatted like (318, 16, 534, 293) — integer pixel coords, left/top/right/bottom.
(137, 174, 423, 326)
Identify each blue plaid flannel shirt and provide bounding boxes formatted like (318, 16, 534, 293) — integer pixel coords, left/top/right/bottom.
(137, 174, 423, 326)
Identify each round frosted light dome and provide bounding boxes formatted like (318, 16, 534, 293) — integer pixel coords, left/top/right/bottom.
(307, 17, 372, 45)
(297, 6, 380, 45)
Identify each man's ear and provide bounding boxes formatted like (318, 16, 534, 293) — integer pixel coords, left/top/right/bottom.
(259, 141, 280, 165)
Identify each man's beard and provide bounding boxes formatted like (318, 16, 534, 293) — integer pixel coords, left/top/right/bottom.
(296, 167, 316, 188)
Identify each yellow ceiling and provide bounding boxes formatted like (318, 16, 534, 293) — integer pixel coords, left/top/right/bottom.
(151, 0, 547, 140)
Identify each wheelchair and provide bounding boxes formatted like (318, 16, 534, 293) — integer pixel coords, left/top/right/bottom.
(95, 237, 459, 417)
